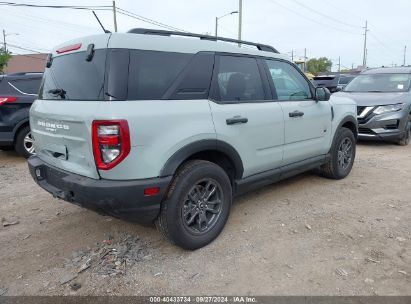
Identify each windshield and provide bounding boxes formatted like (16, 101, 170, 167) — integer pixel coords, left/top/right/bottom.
(344, 73, 411, 92)
(39, 50, 106, 100)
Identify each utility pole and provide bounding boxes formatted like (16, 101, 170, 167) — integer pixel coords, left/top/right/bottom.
(112, 1, 118, 32)
(338, 56, 341, 72)
(291, 50, 294, 61)
(362, 20, 369, 68)
(403, 45, 407, 66)
(304, 48, 307, 72)
(238, 0, 242, 46)
(215, 17, 218, 36)
(2, 29, 6, 52)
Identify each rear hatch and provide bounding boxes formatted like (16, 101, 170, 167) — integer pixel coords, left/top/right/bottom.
(30, 35, 110, 179)
(313, 75, 338, 88)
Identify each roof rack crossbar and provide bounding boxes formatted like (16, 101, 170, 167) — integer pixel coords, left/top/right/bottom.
(127, 28, 279, 53)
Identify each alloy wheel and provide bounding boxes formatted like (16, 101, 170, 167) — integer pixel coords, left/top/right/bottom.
(23, 132, 35, 155)
(337, 137, 353, 170)
(181, 178, 223, 235)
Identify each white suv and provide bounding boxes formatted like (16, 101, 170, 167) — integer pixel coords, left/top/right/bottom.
(28, 29, 358, 249)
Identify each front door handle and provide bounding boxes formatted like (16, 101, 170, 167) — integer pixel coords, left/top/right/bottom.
(226, 116, 248, 125)
(289, 110, 304, 118)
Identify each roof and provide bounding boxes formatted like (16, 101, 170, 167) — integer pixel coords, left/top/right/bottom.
(4, 53, 47, 74)
(52, 31, 289, 61)
(361, 67, 411, 74)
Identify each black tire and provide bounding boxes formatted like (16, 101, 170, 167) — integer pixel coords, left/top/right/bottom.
(398, 123, 410, 146)
(318, 127, 356, 180)
(14, 126, 35, 158)
(156, 160, 232, 250)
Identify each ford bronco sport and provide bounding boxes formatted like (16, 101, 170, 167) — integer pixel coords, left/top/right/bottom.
(28, 29, 358, 250)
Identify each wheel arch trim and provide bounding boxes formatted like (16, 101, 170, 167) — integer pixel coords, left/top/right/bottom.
(12, 118, 30, 142)
(160, 139, 244, 179)
(338, 115, 358, 138)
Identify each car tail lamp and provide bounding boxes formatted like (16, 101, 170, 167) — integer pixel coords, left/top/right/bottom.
(92, 120, 131, 170)
(0, 97, 17, 105)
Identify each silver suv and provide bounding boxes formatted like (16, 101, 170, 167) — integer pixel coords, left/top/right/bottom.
(28, 29, 358, 249)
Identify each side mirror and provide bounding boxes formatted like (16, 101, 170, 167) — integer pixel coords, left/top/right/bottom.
(315, 87, 331, 101)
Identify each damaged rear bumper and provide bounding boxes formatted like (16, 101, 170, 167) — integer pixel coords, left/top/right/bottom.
(27, 155, 172, 224)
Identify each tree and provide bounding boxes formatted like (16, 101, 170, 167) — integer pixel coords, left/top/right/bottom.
(0, 48, 11, 73)
(306, 57, 332, 75)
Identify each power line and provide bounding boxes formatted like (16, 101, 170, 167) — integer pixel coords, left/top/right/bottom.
(116, 7, 187, 32)
(291, 0, 361, 29)
(0, 2, 111, 10)
(266, 0, 361, 36)
(4, 43, 45, 54)
(1, 6, 98, 36)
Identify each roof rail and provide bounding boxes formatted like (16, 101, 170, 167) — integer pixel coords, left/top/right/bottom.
(127, 28, 279, 53)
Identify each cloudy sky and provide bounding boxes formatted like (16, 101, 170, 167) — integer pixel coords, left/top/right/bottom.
(1, 0, 410, 70)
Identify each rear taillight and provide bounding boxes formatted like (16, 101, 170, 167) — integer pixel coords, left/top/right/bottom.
(0, 97, 17, 105)
(92, 120, 131, 170)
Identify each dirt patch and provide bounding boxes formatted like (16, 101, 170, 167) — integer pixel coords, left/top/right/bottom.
(0, 143, 410, 295)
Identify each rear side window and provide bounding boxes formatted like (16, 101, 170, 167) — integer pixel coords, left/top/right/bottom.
(128, 50, 193, 100)
(9, 78, 41, 95)
(214, 55, 265, 102)
(265, 59, 312, 101)
(39, 50, 106, 100)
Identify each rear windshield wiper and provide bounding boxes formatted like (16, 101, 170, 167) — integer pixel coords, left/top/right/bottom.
(48, 88, 67, 99)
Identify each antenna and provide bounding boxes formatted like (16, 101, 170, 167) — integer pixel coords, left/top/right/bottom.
(92, 11, 111, 33)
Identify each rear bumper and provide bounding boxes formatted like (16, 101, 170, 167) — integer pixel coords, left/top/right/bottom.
(27, 156, 172, 224)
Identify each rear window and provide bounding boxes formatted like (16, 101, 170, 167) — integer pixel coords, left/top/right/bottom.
(39, 50, 106, 100)
(9, 78, 41, 95)
(128, 50, 192, 100)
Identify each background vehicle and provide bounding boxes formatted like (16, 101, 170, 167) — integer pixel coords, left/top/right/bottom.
(28, 29, 358, 250)
(0, 72, 42, 157)
(337, 74, 356, 91)
(294, 59, 315, 80)
(336, 67, 411, 145)
(313, 73, 356, 93)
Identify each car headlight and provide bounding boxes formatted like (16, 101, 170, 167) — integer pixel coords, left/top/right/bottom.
(373, 103, 405, 115)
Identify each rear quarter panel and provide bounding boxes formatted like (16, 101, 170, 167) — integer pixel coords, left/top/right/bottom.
(96, 99, 216, 180)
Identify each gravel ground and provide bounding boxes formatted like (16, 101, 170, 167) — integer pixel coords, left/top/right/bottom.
(0, 142, 410, 296)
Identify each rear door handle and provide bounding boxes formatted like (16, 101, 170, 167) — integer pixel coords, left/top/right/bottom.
(289, 110, 304, 118)
(226, 116, 248, 125)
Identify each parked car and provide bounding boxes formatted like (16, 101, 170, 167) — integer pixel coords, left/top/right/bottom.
(336, 67, 411, 146)
(313, 74, 356, 93)
(337, 74, 356, 91)
(27, 29, 358, 249)
(0, 72, 42, 157)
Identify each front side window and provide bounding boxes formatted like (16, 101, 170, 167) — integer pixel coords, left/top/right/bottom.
(265, 60, 312, 101)
(214, 55, 265, 102)
(344, 73, 411, 92)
